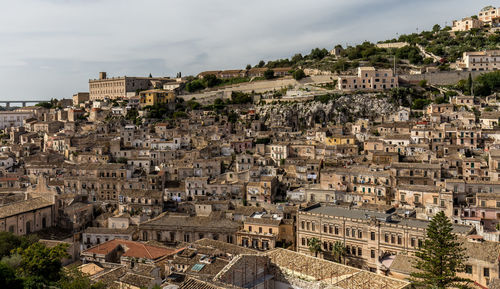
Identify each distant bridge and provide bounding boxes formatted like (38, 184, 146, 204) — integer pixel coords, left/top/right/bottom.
(0, 100, 48, 108)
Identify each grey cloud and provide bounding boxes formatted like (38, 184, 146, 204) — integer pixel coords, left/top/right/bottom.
(0, 0, 493, 100)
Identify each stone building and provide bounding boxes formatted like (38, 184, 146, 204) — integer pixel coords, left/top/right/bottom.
(138, 89, 176, 108)
(0, 111, 34, 130)
(457, 50, 500, 71)
(88, 72, 174, 101)
(0, 196, 54, 235)
(72, 92, 90, 106)
(138, 213, 241, 245)
(478, 6, 500, 24)
(452, 17, 482, 32)
(296, 204, 472, 272)
(338, 67, 398, 91)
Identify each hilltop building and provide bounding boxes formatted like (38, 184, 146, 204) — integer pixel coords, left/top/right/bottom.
(456, 50, 500, 71)
(89, 72, 177, 101)
(337, 67, 398, 91)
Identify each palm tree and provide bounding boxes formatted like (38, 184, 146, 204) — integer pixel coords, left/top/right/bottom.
(332, 241, 346, 264)
(308, 238, 322, 258)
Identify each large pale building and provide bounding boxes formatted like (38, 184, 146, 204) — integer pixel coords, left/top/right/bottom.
(478, 6, 500, 24)
(452, 17, 482, 32)
(88, 72, 174, 101)
(0, 111, 34, 130)
(457, 50, 500, 71)
(297, 204, 472, 272)
(338, 67, 398, 90)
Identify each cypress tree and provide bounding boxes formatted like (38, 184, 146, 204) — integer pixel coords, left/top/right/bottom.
(467, 73, 473, 95)
(411, 211, 471, 288)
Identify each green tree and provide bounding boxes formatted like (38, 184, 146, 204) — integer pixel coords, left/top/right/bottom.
(264, 69, 275, 80)
(411, 211, 471, 288)
(258, 60, 265, 68)
(0, 232, 37, 259)
(185, 79, 206, 92)
(432, 24, 441, 33)
(245, 64, 251, 70)
(474, 71, 500, 96)
(467, 73, 473, 95)
(213, 98, 225, 110)
(16, 242, 69, 286)
(292, 69, 306, 80)
(309, 47, 329, 60)
(0, 262, 22, 289)
(173, 111, 188, 119)
(186, 99, 201, 110)
(307, 237, 322, 258)
(423, 57, 434, 65)
(204, 74, 221, 88)
(332, 241, 346, 264)
(227, 111, 238, 123)
(291, 53, 303, 64)
(35, 101, 53, 109)
(1, 253, 22, 269)
(0, 232, 21, 258)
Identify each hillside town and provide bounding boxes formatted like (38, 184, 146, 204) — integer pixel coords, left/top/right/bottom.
(0, 5, 499, 289)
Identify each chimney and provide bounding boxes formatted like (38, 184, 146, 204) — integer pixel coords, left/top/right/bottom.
(99, 72, 107, 80)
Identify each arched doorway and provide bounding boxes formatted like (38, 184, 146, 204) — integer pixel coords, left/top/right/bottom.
(26, 221, 31, 234)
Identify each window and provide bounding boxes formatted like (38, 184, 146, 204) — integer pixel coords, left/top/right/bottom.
(269, 228, 272, 234)
(465, 265, 472, 274)
(306, 222, 310, 230)
(346, 228, 350, 236)
(311, 222, 316, 231)
(358, 231, 362, 239)
(411, 238, 415, 247)
(301, 221, 305, 230)
(249, 226, 252, 232)
(324, 224, 328, 233)
(398, 235, 402, 245)
(335, 226, 339, 235)
(418, 239, 423, 248)
(391, 235, 395, 244)
(358, 247, 362, 256)
(484, 268, 490, 277)
(371, 249, 375, 258)
(259, 227, 262, 233)
(384, 234, 389, 243)
(371, 232, 375, 240)
(301, 238, 306, 246)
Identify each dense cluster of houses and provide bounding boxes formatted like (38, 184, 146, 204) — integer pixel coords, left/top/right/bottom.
(0, 60, 499, 289)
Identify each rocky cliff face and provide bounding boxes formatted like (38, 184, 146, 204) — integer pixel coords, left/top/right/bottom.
(256, 94, 397, 128)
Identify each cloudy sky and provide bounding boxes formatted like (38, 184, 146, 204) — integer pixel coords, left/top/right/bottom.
(0, 0, 493, 100)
